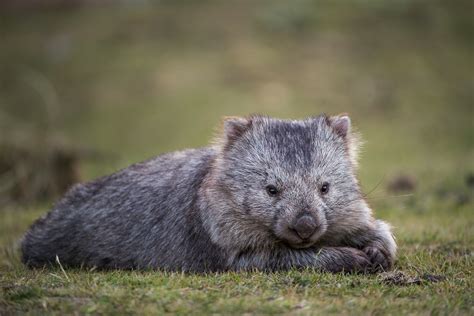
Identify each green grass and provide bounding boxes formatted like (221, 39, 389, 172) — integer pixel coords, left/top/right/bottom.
(1, 201, 473, 314)
(1, 1, 473, 314)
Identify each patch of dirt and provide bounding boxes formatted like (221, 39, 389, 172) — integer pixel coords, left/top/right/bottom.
(386, 174, 417, 193)
(465, 172, 474, 188)
(380, 271, 445, 286)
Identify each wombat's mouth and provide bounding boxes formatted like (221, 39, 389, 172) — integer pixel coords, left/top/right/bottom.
(276, 229, 326, 249)
(274, 222, 327, 249)
(278, 234, 326, 250)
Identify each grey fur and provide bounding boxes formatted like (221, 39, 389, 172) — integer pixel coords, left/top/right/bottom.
(21, 114, 396, 273)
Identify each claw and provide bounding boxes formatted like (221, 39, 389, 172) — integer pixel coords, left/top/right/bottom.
(363, 246, 391, 272)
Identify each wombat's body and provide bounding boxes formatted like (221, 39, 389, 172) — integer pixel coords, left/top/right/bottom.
(22, 115, 396, 273)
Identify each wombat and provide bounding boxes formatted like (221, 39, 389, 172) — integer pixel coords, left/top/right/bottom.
(21, 114, 396, 273)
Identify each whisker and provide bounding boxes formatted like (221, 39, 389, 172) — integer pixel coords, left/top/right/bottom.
(326, 193, 415, 214)
(362, 174, 387, 198)
(364, 194, 415, 201)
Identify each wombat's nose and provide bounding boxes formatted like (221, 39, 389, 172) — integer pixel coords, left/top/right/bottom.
(293, 215, 318, 240)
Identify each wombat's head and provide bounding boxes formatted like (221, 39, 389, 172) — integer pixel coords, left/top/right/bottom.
(214, 114, 365, 249)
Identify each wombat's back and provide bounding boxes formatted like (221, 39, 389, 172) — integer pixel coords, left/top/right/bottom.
(21, 147, 227, 272)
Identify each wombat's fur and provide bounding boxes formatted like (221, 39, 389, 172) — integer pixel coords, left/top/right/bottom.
(21, 114, 396, 273)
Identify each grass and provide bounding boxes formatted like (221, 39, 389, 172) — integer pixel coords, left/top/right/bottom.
(0, 1, 473, 314)
(1, 200, 473, 314)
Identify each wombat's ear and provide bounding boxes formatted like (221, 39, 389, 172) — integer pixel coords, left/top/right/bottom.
(223, 117, 251, 140)
(329, 113, 363, 169)
(329, 114, 351, 138)
(219, 116, 253, 151)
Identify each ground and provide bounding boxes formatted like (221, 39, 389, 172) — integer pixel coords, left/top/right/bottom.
(0, 1, 473, 314)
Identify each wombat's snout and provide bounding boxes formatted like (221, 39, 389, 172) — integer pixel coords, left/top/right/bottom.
(274, 209, 327, 248)
(291, 214, 318, 240)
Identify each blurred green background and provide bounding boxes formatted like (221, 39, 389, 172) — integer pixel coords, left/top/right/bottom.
(0, 0, 472, 205)
(0, 1, 473, 314)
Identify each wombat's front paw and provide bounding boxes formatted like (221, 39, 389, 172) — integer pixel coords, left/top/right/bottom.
(322, 247, 372, 274)
(363, 246, 392, 272)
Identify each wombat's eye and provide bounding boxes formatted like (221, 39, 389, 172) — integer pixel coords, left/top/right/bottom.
(320, 182, 330, 195)
(266, 185, 279, 196)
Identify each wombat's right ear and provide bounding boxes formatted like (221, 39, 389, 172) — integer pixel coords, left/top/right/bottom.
(328, 114, 351, 138)
(220, 116, 253, 150)
(328, 113, 363, 169)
